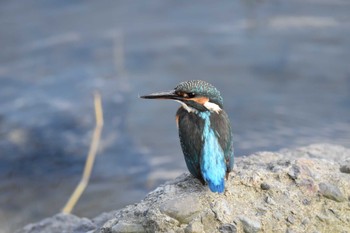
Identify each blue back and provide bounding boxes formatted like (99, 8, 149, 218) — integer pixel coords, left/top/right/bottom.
(199, 112, 226, 193)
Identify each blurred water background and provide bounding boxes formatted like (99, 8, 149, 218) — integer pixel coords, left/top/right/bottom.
(1, 0, 350, 232)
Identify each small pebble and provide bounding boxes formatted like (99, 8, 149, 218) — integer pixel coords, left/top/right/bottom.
(240, 216, 261, 233)
(260, 182, 271, 190)
(256, 206, 267, 216)
(286, 215, 295, 224)
(340, 162, 350, 174)
(318, 182, 346, 202)
(211, 199, 234, 223)
(302, 199, 311, 205)
(185, 221, 204, 233)
(288, 165, 300, 180)
(301, 218, 309, 226)
(265, 196, 276, 205)
(219, 223, 237, 233)
(273, 211, 283, 221)
(316, 214, 330, 223)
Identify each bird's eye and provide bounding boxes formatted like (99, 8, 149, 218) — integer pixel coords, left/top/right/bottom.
(175, 91, 184, 96)
(175, 91, 195, 98)
(187, 92, 196, 98)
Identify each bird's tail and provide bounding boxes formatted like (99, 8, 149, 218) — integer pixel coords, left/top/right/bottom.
(207, 179, 225, 193)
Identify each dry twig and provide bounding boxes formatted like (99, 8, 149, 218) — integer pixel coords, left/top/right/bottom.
(62, 92, 104, 214)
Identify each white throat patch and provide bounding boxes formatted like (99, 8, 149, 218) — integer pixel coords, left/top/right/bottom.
(175, 100, 198, 113)
(175, 100, 222, 114)
(204, 101, 222, 113)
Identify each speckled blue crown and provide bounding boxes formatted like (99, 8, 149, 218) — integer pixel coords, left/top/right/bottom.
(175, 80, 224, 107)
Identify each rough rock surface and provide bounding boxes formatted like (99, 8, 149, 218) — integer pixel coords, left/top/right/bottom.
(16, 144, 350, 233)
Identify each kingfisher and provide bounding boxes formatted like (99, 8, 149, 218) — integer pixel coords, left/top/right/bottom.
(140, 80, 234, 193)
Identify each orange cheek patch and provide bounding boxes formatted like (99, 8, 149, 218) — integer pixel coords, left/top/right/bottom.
(175, 114, 179, 128)
(191, 97, 209, 105)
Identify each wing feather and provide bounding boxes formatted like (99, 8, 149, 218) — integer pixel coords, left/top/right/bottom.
(176, 107, 205, 183)
(210, 111, 234, 174)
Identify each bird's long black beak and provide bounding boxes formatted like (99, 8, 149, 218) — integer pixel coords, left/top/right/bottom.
(140, 90, 181, 100)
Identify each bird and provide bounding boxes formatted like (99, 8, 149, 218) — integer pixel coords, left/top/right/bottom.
(140, 80, 234, 193)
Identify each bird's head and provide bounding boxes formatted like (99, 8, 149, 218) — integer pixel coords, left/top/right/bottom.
(140, 80, 223, 113)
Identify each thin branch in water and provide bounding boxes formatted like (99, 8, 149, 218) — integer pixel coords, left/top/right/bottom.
(62, 92, 104, 214)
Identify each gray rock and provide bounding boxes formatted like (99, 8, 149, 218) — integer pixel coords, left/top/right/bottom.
(159, 194, 202, 224)
(302, 199, 311, 205)
(239, 216, 261, 233)
(264, 196, 276, 205)
(219, 223, 237, 233)
(16, 213, 96, 233)
(111, 221, 145, 233)
(93, 211, 118, 227)
(340, 161, 350, 174)
(211, 199, 234, 223)
(143, 208, 180, 232)
(260, 182, 271, 190)
(273, 211, 283, 221)
(16, 144, 350, 233)
(301, 218, 309, 226)
(316, 214, 330, 223)
(287, 165, 301, 180)
(318, 182, 346, 202)
(256, 206, 268, 216)
(200, 210, 217, 233)
(286, 215, 295, 224)
(185, 220, 204, 233)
